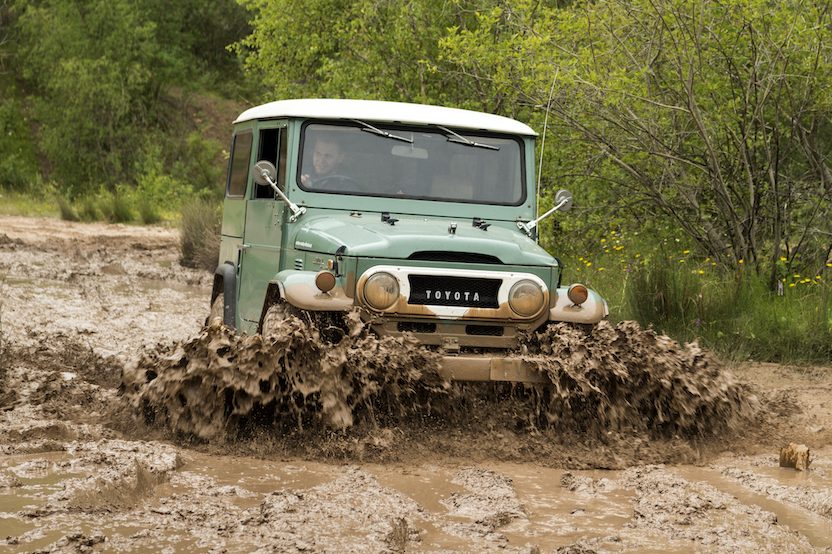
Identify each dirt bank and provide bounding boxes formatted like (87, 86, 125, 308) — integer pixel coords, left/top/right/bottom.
(1, 216, 830, 552)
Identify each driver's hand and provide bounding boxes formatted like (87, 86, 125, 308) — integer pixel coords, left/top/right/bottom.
(301, 174, 310, 185)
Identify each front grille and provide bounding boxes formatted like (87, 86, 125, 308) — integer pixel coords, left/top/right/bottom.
(466, 325, 504, 336)
(397, 322, 437, 333)
(408, 275, 500, 308)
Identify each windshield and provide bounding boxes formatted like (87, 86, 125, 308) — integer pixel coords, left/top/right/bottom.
(298, 122, 525, 205)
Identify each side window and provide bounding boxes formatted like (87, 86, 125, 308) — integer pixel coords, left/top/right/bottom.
(254, 127, 287, 199)
(226, 131, 252, 197)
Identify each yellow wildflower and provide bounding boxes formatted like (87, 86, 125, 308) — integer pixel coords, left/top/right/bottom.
(682, 249, 690, 255)
(779, 256, 787, 262)
(697, 270, 705, 275)
(600, 238, 606, 244)
(598, 267, 606, 272)
(586, 262, 593, 268)
(738, 259, 744, 264)
(789, 283, 796, 288)
(826, 262, 832, 268)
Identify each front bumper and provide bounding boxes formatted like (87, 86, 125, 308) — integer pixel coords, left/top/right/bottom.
(437, 355, 547, 383)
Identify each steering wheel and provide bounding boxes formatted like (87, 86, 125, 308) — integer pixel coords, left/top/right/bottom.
(314, 174, 362, 190)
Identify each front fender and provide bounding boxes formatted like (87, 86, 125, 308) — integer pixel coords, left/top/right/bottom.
(549, 287, 608, 324)
(275, 270, 354, 311)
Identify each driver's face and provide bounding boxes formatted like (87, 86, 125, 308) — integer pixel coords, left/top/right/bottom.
(312, 140, 343, 176)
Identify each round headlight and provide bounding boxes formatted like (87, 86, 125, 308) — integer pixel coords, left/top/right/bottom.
(363, 272, 400, 310)
(508, 279, 545, 317)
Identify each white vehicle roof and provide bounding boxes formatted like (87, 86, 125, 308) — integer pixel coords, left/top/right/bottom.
(234, 99, 537, 136)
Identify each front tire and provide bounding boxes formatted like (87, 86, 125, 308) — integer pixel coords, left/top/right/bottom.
(261, 301, 293, 338)
(209, 293, 225, 326)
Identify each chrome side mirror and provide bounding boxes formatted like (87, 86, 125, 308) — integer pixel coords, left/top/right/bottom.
(252, 160, 279, 190)
(554, 189, 573, 212)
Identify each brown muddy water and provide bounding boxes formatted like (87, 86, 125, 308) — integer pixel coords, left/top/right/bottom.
(1, 216, 832, 553)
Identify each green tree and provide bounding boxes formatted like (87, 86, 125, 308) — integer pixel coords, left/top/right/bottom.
(439, 0, 832, 282)
(235, 0, 501, 105)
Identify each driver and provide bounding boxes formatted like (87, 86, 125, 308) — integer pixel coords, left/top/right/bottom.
(301, 136, 346, 187)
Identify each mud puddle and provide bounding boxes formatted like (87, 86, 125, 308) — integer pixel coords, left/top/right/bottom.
(2, 216, 832, 552)
(1, 448, 828, 553)
(675, 462, 832, 549)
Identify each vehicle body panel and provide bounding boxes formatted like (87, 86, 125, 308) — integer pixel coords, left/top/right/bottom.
(213, 99, 609, 380)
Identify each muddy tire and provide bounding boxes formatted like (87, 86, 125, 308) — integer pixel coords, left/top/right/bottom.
(261, 301, 293, 338)
(209, 293, 225, 326)
(569, 322, 595, 335)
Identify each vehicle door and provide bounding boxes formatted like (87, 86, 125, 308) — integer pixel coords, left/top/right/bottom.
(238, 122, 288, 327)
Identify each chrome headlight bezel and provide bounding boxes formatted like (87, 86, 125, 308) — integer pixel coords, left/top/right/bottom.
(508, 279, 546, 317)
(363, 271, 400, 310)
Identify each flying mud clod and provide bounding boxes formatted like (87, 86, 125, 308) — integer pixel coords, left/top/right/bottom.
(121, 316, 754, 441)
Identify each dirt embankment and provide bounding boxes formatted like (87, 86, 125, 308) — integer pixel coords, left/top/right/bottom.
(1, 216, 830, 553)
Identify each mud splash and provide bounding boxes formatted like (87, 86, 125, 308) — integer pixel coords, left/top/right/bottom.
(121, 314, 450, 440)
(122, 315, 752, 443)
(521, 321, 753, 436)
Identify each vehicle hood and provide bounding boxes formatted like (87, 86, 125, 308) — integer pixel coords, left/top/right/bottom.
(291, 213, 555, 266)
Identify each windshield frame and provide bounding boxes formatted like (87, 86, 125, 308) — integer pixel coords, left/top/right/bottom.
(296, 119, 527, 207)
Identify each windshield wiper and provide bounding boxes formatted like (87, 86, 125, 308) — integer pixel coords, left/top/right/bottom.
(437, 126, 499, 150)
(351, 119, 413, 143)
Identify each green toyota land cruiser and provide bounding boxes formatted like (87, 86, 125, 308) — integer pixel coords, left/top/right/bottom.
(211, 99, 608, 383)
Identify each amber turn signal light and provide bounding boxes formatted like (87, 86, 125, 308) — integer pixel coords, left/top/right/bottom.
(567, 283, 589, 305)
(315, 270, 336, 293)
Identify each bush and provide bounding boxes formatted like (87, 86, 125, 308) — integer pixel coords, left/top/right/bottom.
(107, 189, 134, 223)
(138, 196, 162, 224)
(563, 229, 832, 363)
(622, 255, 831, 362)
(56, 196, 79, 221)
(180, 198, 221, 270)
(79, 197, 103, 222)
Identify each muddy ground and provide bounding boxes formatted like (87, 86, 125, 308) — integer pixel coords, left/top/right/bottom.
(0, 215, 830, 553)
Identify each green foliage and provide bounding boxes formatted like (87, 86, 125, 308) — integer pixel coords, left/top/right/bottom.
(0, 89, 39, 190)
(56, 196, 79, 222)
(15, 0, 157, 193)
(179, 198, 221, 270)
(235, 0, 496, 106)
(138, 197, 162, 224)
(107, 188, 134, 223)
(79, 197, 102, 222)
(170, 133, 225, 199)
(562, 229, 832, 362)
(5, 0, 245, 198)
(438, 0, 832, 281)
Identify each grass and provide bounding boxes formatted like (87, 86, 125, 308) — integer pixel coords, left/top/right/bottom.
(562, 229, 832, 363)
(0, 190, 60, 218)
(179, 198, 221, 270)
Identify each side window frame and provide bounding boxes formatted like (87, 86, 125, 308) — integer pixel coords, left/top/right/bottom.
(226, 130, 253, 198)
(252, 122, 288, 200)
